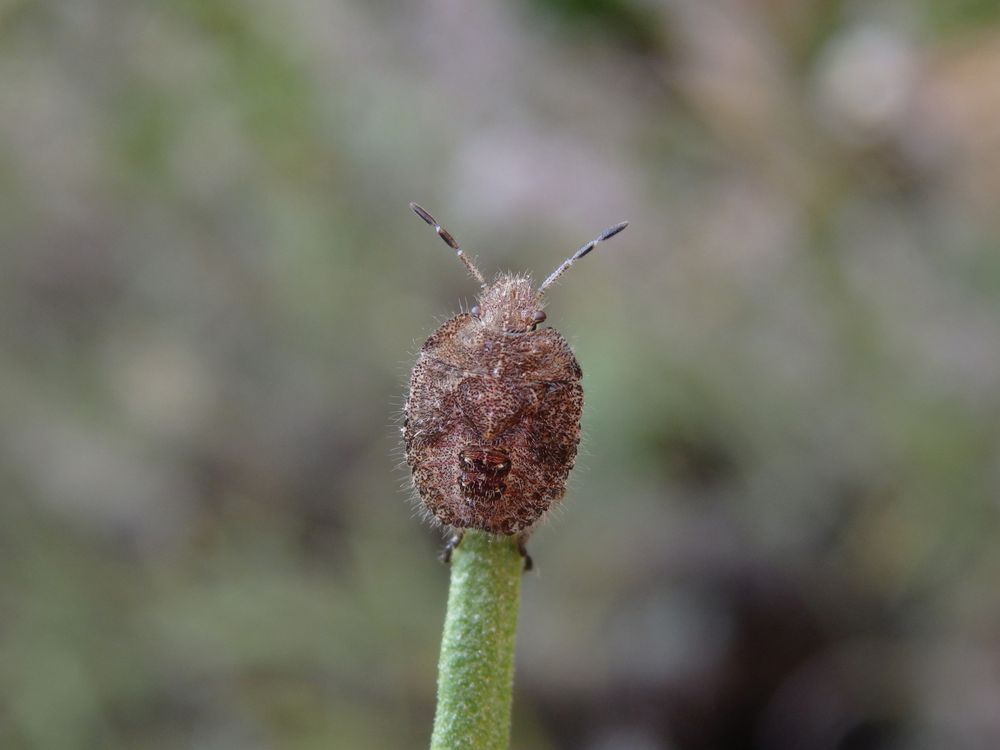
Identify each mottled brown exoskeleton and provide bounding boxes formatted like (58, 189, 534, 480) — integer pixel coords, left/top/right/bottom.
(402, 203, 628, 569)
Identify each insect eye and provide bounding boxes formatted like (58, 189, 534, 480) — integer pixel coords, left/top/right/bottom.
(531, 310, 546, 324)
(471, 305, 482, 319)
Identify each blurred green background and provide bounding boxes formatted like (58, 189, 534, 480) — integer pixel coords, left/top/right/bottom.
(2, 0, 1000, 748)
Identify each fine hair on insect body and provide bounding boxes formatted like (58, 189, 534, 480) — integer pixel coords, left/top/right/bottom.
(402, 203, 628, 569)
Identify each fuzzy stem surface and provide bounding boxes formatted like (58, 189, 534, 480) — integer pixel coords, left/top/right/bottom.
(430, 530, 523, 750)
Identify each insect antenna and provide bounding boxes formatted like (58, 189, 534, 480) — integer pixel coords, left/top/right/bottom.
(538, 220, 629, 294)
(410, 203, 487, 288)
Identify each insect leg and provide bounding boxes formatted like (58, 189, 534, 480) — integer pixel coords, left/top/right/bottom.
(440, 530, 465, 564)
(516, 533, 534, 572)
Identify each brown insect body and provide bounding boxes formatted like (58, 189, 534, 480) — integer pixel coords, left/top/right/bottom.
(404, 274, 583, 535)
(402, 204, 627, 549)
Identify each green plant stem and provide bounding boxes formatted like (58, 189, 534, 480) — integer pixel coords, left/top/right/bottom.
(430, 530, 524, 750)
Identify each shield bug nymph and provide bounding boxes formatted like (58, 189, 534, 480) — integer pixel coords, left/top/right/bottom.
(402, 203, 628, 568)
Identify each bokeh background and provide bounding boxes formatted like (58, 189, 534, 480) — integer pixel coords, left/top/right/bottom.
(3, 0, 1000, 748)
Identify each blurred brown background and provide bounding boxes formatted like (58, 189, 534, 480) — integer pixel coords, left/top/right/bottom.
(2, 0, 1000, 748)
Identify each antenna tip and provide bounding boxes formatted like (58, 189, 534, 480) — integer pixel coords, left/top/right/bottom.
(600, 221, 629, 242)
(410, 203, 435, 226)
